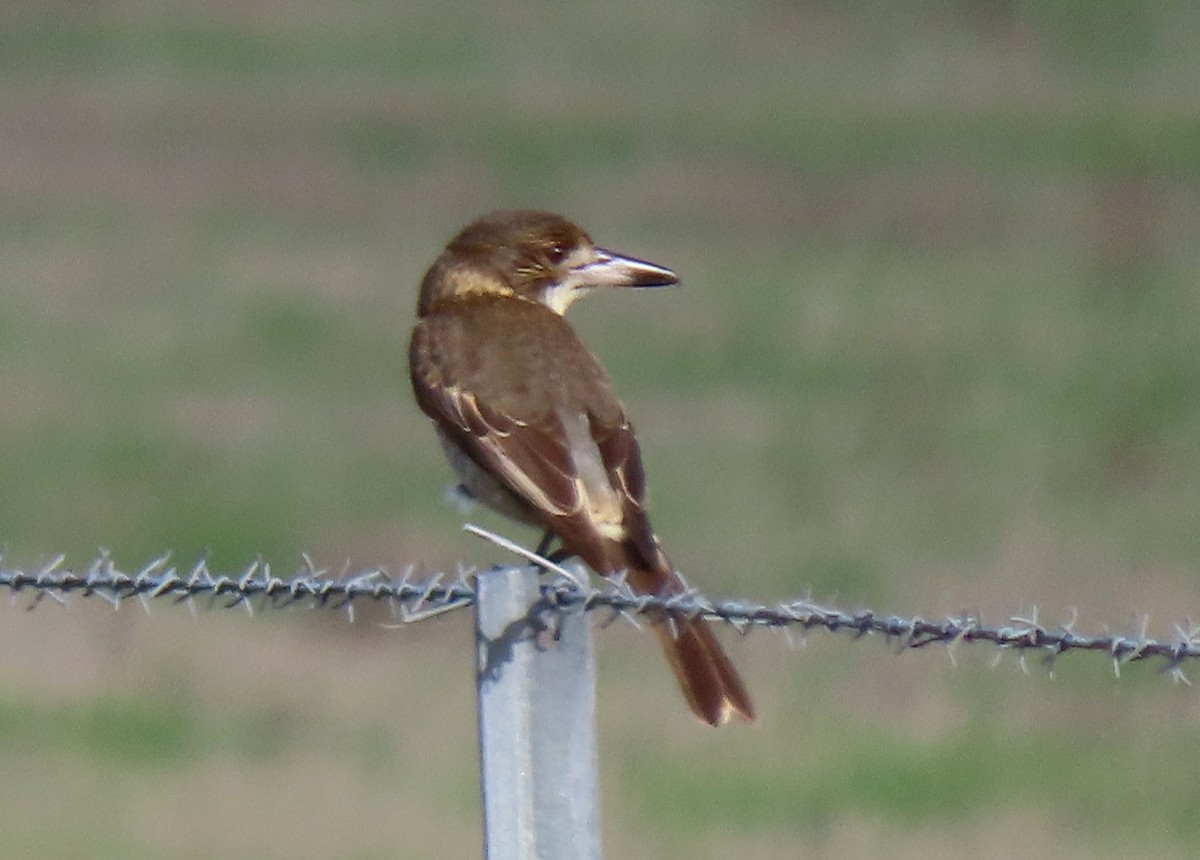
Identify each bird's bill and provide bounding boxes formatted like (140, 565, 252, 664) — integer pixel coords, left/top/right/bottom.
(572, 248, 678, 289)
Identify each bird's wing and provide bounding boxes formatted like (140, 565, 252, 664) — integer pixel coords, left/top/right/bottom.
(410, 321, 655, 571)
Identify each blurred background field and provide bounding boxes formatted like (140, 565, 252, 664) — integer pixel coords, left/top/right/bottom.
(2, 0, 1200, 857)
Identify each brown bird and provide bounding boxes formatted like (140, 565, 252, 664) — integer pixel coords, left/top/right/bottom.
(409, 210, 754, 726)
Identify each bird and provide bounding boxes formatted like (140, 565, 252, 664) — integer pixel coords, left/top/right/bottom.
(409, 210, 754, 726)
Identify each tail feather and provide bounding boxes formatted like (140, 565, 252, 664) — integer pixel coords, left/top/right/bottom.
(654, 620, 756, 726)
(574, 529, 755, 725)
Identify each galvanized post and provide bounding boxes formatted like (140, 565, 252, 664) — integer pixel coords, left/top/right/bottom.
(475, 565, 602, 860)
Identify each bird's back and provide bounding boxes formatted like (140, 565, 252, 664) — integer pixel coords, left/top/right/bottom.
(412, 296, 623, 427)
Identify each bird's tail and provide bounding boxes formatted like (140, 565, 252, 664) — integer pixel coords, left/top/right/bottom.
(653, 618, 756, 726)
(593, 531, 755, 725)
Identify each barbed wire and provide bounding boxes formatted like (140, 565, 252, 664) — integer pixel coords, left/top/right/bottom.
(2, 534, 1197, 684)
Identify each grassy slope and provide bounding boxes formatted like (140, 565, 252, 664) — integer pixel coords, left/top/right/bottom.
(1, 1, 1199, 857)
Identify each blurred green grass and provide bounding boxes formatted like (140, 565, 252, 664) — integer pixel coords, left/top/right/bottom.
(1, 0, 1200, 857)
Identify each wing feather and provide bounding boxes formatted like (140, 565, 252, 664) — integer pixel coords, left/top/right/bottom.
(410, 306, 655, 575)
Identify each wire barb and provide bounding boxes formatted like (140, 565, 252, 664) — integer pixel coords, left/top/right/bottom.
(1, 551, 1200, 679)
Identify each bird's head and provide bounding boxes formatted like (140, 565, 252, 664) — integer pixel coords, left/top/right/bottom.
(418, 210, 678, 315)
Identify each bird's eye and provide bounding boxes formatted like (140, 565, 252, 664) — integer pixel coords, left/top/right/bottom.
(546, 244, 567, 265)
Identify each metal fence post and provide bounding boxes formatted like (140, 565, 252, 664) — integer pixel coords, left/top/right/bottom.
(475, 565, 602, 860)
